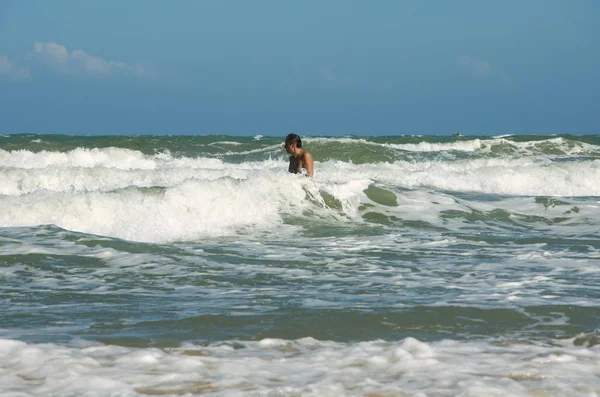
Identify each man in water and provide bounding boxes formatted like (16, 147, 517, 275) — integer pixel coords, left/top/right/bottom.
(284, 133, 314, 177)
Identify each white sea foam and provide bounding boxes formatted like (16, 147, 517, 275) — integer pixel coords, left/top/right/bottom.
(1, 144, 599, 242)
(385, 136, 600, 155)
(0, 155, 599, 242)
(0, 173, 316, 242)
(0, 337, 597, 396)
(307, 136, 600, 155)
(388, 138, 488, 152)
(208, 141, 243, 146)
(356, 157, 600, 196)
(220, 143, 282, 156)
(307, 136, 487, 153)
(2, 145, 599, 196)
(0, 147, 161, 169)
(2, 220, 597, 311)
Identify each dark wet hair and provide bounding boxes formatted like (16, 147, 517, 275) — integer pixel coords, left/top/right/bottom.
(285, 133, 302, 148)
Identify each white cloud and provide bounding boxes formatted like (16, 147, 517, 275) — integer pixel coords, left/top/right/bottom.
(456, 56, 512, 86)
(0, 55, 30, 80)
(34, 42, 69, 65)
(32, 42, 147, 77)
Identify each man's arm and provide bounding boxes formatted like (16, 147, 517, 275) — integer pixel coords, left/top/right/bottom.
(303, 152, 314, 177)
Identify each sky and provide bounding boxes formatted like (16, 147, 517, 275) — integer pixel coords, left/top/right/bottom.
(0, 0, 598, 135)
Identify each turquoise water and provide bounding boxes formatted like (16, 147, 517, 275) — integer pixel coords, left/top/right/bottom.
(1, 134, 599, 396)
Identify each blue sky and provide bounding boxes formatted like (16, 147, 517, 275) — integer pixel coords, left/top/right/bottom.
(0, 0, 598, 135)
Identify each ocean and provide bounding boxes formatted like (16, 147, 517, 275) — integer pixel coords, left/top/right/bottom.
(0, 133, 599, 396)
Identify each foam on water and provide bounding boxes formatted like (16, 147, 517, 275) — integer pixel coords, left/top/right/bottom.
(1, 135, 599, 396)
(1, 147, 599, 242)
(308, 136, 487, 153)
(308, 135, 600, 156)
(0, 147, 163, 169)
(388, 138, 488, 152)
(0, 173, 317, 242)
(1, 224, 598, 314)
(208, 141, 243, 146)
(356, 157, 600, 196)
(1, 337, 598, 396)
(2, 146, 599, 196)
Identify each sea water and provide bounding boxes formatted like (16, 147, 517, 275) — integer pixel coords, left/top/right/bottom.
(0, 134, 599, 396)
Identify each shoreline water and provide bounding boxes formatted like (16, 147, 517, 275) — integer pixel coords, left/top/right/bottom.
(1, 133, 599, 395)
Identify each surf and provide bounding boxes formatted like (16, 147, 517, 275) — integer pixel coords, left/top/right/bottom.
(1, 134, 599, 243)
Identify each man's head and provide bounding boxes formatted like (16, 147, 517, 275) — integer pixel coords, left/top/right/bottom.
(284, 134, 302, 152)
